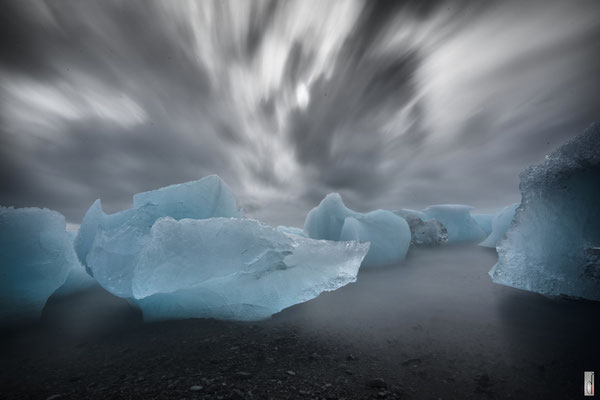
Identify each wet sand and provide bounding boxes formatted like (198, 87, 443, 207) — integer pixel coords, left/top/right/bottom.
(1, 245, 599, 399)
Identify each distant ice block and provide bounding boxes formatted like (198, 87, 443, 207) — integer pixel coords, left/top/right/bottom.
(304, 194, 353, 241)
(74, 175, 242, 298)
(472, 214, 494, 237)
(0, 207, 77, 323)
(276, 226, 307, 237)
(339, 211, 410, 267)
(479, 203, 519, 248)
(304, 194, 411, 267)
(394, 209, 448, 246)
(490, 123, 600, 300)
(132, 217, 369, 321)
(422, 205, 487, 243)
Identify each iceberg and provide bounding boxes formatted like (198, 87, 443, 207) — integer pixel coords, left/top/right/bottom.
(0, 207, 78, 323)
(479, 203, 519, 248)
(74, 175, 242, 298)
(490, 123, 600, 300)
(394, 209, 448, 246)
(304, 194, 411, 267)
(75, 176, 370, 321)
(132, 217, 369, 321)
(422, 205, 487, 243)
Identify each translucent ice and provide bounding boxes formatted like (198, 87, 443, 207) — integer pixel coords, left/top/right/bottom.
(132, 217, 369, 321)
(422, 205, 487, 243)
(74, 175, 242, 298)
(472, 214, 494, 237)
(1, 207, 77, 323)
(394, 209, 448, 246)
(304, 194, 411, 267)
(490, 123, 600, 300)
(74, 176, 370, 321)
(479, 203, 519, 248)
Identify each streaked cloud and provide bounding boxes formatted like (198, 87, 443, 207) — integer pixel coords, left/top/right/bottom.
(1, 0, 598, 227)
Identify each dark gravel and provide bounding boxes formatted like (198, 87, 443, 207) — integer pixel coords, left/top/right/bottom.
(1, 246, 599, 399)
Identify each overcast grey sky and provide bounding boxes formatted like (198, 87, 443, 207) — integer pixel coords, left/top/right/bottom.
(1, 0, 599, 227)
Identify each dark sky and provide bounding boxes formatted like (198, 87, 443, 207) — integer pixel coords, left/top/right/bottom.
(1, 0, 599, 228)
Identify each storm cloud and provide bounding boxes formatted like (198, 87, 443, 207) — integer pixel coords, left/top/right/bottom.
(1, 0, 599, 227)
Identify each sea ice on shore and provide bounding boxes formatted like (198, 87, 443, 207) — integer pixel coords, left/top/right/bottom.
(0, 207, 78, 323)
(490, 123, 600, 300)
(74, 175, 242, 298)
(304, 194, 411, 267)
(75, 176, 369, 321)
(422, 204, 487, 244)
(133, 217, 369, 321)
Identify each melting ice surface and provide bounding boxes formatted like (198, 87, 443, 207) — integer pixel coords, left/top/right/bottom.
(304, 193, 411, 267)
(479, 203, 519, 248)
(0, 207, 79, 323)
(422, 205, 487, 244)
(133, 217, 368, 321)
(490, 123, 600, 300)
(75, 175, 242, 298)
(75, 176, 369, 321)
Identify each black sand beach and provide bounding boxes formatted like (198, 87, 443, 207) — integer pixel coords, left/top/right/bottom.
(2, 245, 598, 399)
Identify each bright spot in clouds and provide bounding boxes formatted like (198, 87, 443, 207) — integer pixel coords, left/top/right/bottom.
(296, 83, 310, 109)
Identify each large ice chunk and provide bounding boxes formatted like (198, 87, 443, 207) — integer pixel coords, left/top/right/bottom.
(129, 217, 369, 321)
(479, 203, 519, 248)
(490, 123, 600, 300)
(422, 205, 487, 243)
(394, 209, 448, 246)
(304, 194, 411, 267)
(74, 175, 241, 298)
(74, 176, 370, 321)
(1, 207, 77, 323)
